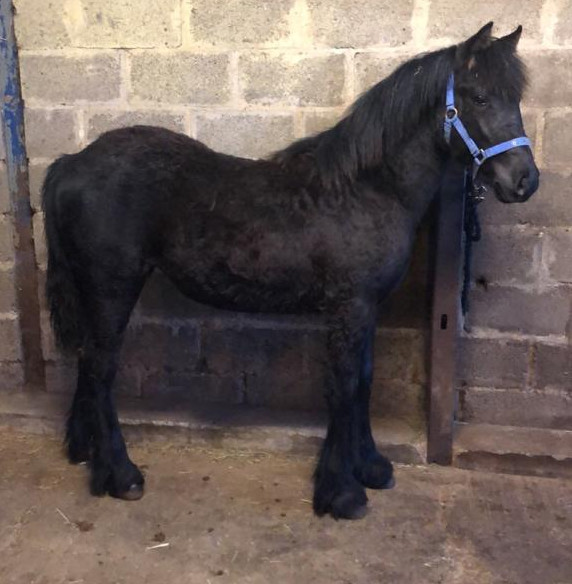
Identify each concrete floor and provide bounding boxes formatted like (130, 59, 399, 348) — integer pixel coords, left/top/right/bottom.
(0, 430, 570, 584)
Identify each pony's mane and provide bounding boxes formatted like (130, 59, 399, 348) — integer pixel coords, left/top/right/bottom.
(273, 38, 527, 190)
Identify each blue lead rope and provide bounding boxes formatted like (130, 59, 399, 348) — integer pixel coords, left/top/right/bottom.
(443, 73, 531, 320)
(444, 73, 531, 180)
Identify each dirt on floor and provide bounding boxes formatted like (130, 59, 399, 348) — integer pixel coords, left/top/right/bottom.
(0, 429, 570, 584)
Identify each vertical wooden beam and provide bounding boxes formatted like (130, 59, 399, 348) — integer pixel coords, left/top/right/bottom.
(427, 163, 466, 464)
(0, 1, 46, 389)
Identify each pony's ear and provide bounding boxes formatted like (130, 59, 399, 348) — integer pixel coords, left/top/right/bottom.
(457, 22, 494, 64)
(496, 25, 523, 51)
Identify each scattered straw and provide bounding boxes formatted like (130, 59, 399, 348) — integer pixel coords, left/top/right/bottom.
(146, 542, 170, 551)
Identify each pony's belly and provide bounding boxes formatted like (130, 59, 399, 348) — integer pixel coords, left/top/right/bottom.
(161, 265, 327, 315)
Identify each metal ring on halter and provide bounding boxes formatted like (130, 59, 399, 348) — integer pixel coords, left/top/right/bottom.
(445, 107, 458, 121)
(474, 149, 487, 166)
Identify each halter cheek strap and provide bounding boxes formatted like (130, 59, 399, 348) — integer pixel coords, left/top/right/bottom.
(444, 73, 531, 179)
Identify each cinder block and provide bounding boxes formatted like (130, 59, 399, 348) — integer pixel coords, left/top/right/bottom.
(374, 329, 426, 384)
(554, 1, 572, 43)
(427, 0, 542, 42)
(524, 52, 572, 108)
(370, 379, 426, 428)
(522, 111, 538, 151)
(240, 53, 345, 107)
(14, 0, 181, 49)
(24, 109, 78, 159)
(39, 308, 59, 362)
(307, 0, 413, 48)
(130, 53, 230, 105)
(0, 362, 24, 389)
(189, 0, 294, 47)
(32, 213, 46, 269)
(201, 325, 305, 377)
(479, 171, 572, 227)
(0, 317, 22, 361)
(544, 229, 572, 283)
(303, 110, 343, 136)
(28, 162, 49, 212)
(141, 371, 243, 404)
(86, 111, 186, 143)
(44, 362, 76, 394)
(44, 362, 142, 396)
(21, 55, 121, 104)
(0, 216, 14, 263)
(380, 279, 430, 329)
(534, 343, 572, 390)
(13, 0, 71, 49)
(543, 111, 572, 169)
(246, 329, 328, 411)
(196, 113, 295, 159)
(468, 286, 570, 336)
(459, 337, 529, 389)
(245, 368, 326, 410)
(354, 53, 409, 95)
(459, 387, 571, 430)
(471, 227, 542, 286)
(122, 322, 200, 373)
(200, 324, 328, 410)
(0, 271, 17, 313)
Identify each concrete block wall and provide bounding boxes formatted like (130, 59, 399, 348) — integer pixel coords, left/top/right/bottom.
(3, 0, 571, 433)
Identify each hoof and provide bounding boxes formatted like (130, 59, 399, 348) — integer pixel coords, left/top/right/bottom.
(111, 482, 145, 501)
(330, 490, 369, 520)
(355, 454, 395, 490)
(314, 477, 369, 520)
(383, 475, 396, 490)
(67, 442, 91, 465)
(91, 461, 145, 500)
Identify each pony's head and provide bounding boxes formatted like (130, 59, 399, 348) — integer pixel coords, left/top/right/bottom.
(450, 22, 539, 203)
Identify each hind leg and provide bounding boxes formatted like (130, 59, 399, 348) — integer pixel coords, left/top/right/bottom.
(353, 325, 394, 490)
(66, 385, 93, 464)
(66, 267, 148, 499)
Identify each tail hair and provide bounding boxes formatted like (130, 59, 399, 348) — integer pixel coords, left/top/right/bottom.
(42, 156, 82, 352)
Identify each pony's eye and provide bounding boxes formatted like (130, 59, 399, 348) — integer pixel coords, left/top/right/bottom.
(472, 94, 488, 106)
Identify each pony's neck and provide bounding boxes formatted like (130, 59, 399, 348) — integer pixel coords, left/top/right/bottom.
(376, 117, 447, 224)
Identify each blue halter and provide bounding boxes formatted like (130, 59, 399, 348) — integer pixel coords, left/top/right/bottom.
(443, 73, 531, 186)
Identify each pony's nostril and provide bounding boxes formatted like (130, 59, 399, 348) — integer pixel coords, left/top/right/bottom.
(516, 172, 530, 196)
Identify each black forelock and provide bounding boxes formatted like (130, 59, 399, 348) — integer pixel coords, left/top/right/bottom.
(466, 39, 528, 101)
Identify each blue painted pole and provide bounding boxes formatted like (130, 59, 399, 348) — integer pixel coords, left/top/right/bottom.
(1, 0, 45, 388)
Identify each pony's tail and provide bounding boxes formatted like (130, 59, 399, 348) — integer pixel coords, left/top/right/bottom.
(42, 156, 82, 352)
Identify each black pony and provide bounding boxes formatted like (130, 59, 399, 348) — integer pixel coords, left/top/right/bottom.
(43, 23, 538, 519)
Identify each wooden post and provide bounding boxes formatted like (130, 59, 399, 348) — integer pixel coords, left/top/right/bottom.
(427, 163, 466, 464)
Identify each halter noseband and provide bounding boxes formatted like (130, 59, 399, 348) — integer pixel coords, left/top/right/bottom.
(443, 73, 531, 198)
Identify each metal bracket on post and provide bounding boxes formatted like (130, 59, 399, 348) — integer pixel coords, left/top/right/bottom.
(1, 1, 45, 389)
(427, 162, 467, 465)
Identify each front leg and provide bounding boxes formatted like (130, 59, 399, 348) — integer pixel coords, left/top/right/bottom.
(353, 324, 395, 490)
(313, 300, 373, 520)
